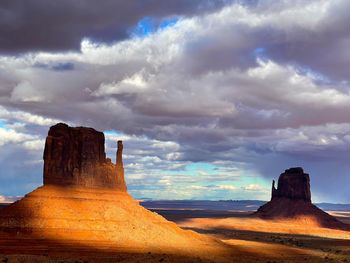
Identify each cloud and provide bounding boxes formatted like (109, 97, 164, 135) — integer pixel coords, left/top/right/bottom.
(190, 184, 237, 191)
(11, 81, 46, 102)
(215, 185, 237, 191)
(0, 126, 38, 146)
(0, 106, 61, 126)
(0, 0, 234, 54)
(242, 184, 267, 192)
(93, 71, 148, 96)
(0, 195, 21, 203)
(1, 0, 350, 202)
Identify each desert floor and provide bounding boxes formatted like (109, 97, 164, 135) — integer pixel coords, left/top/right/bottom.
(1, 207, 350, 262)
(152, 208, 350, 263)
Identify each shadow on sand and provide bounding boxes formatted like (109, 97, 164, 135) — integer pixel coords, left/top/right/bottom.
(1, 202, 349, 262)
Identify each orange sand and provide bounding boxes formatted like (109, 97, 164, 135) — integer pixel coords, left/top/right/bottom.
(1, 191, 350, 262)
(0, 185, 237, 262)
(178, 215, 350, 239)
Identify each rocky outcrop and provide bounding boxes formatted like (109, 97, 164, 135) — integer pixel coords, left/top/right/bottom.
(271, 167, 311, 202)
(0, 123, 224, 259)
(116, 140, 125, 187)
(255, 167, 348, 230)
(43, 123, 126, 190)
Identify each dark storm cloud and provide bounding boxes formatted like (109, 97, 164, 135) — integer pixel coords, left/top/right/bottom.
(0, 0, 235, 54)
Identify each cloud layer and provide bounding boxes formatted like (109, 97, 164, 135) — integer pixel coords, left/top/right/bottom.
(0, 0, 233, 54)
(1, 0, 350, 202)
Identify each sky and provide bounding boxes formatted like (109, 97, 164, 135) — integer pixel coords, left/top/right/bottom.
(0, 0, 350, 203)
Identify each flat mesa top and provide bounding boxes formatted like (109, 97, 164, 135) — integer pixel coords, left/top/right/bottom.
(283, 167, 307, 175)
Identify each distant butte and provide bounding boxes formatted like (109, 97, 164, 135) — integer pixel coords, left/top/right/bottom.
(255, 167, 348, 230)
(271, 167, 311, 202)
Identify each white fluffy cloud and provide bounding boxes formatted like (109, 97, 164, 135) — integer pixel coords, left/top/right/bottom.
(0, 195, 21, 203)
(243, 184, 267, 192)
(0, 106, 61, 126)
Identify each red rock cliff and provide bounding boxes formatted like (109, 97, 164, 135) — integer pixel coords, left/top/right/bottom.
(43, 123, 126, 190)
(271, 167, 311, 202)
(255, 167, 347, 230)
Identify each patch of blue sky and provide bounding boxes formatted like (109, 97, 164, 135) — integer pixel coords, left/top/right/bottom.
(130, 16, 155, 37)
(128, 16, 180, 38)
(104, 129, 124, 136)
(159, 17, 180, 30)
(190, 167, 270, 193)
(185, 162, 216, 173)
(165, 162, 217, 176)
(254, 47, 265, 55)
(0, 120, 10, 130)
(253, 47, 269, 61)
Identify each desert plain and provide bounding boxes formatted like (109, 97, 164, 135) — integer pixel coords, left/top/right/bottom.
(0, 200, 349, 263)
(151, 205, 350, 263)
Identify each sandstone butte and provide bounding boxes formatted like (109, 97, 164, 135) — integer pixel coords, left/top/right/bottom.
(0, 123, 234, 262)
(255, 167, 349, 230)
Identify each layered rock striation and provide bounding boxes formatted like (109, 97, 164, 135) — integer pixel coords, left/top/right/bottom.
(256, 167, 348, 229)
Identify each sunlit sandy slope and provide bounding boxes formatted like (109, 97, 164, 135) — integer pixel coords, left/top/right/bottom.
(1, 190, 350, 262)
(0, 185, 235, 262)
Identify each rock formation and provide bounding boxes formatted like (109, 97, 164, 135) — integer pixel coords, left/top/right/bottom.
(43, 123, 126, 190)
(116, 140, 125, 187)
(0, 123, 224, 260)
(255, 167, 348, 230)
(271, 167, 311, 202)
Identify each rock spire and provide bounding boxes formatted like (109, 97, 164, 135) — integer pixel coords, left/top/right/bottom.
(116, 140, 125, 187)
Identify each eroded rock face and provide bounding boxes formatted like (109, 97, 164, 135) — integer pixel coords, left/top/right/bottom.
(255, 167, 348, 229)
(43, 123, 126, 190)
(116, 140, 125, 186)
(271, 167, 311, 202)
